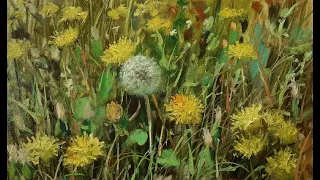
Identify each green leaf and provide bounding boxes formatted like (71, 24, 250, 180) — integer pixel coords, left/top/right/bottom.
(254, 23, 263, 45)
(251, 42, 270, 79)
(98, 66, 114, 105)
(156, 149, 180, 168)
(125, 129, 148, 146)
(291, 99, 299, 121)
(91, 40, 104, 60)
(73, 47, 82, 64)
(54, 119, 61, 136)
(207, 36, 219, 51)
(91, 26, 100, 40)
(228, 30, 239, 45)
(188, 143, 195, 175)
(202, 72, 214, 87)
(181, 81, 199, 88)
(73, 97, 92, 121)
(22, 163, 33, 179)
(9, 162, 18, 180)
(218, 48, 228, 63)
(212, 126, 222, 142)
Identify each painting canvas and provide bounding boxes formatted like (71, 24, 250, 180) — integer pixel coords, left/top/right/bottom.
(7, 0, 313, 179)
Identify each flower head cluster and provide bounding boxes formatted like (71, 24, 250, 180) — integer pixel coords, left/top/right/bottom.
(231, 104, 263, 132)
(101, 37, 136, 65)
(166, 94, 204, 125)
(106, 101, 123, 122)
(263, 110, 298, 144)
(22, 133, 61, 165)
(51, 27, 78, 47)
(119, 55, 163, 96)
(234, 134, 265, 159)
(134, 1, 175, 17)
(58, 6, 88, 23)
(228, 41, 257, 59)
(107, 4, 128, 20)
(266, 148, 297, 180)
(219, 8, 244, 19)
(146, 17, 171, 32)
(7, 41, 24, 60)
(274, 121, 298, 145)
(39, 2, 59, 18)
(64, 133, 104, 167)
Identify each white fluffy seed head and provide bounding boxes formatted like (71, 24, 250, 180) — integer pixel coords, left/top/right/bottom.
(119, 55, 163, 96)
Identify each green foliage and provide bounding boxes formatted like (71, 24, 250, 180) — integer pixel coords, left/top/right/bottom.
(156, 149, 180, 168)
(125, 129, 148, 146)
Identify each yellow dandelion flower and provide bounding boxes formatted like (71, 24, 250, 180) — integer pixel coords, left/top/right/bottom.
(39, 2, 59, 18)
(165, 94, 204, 125)
(51, 27, 78, 47)
(106, 101, 123, 122)
(22, 133, 62, 165)
(273, 120, 298, 145)
(228, 41, 257, 59)
(59, 6, 88, 23)
(234, 134, 265, 159)
(219, 8, 244, 19)
(64, 133, 104, 167)
(266, 148, 297, 180)
(231, 104, 263, 132)
(146, 17, 171, 32)
(7, 41, 24, 59)
(100, 37, 135, 65)
(263, 110, 285, 134)
(107, 4, 128, 20)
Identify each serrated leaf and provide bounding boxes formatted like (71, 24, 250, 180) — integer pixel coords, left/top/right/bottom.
(91, 40, 104, 60)
(156, 149, 180, 167)
(125, 129, 148, 146)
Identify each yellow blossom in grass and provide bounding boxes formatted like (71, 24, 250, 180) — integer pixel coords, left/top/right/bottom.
(106, 101, 123, 122)
(107, 4, 128, 20)
(7, 41, 24, 59)
(219, 8, 244, 19)
(266, 148, 297, 180)
(231, 104, 263, 132)
(59, 6, 88, 23)
(234, 134, 265, 159)
(64, 133, 104, 167)
(263, 110, 285, 134)
(146, 17, 171, 32)
(39, 2, 59, 18)
(228, 41, 257, 59)
(165, 94, 204, 125)
(51, 27, 78, 47)
(22, 133, 62, 165)
(273, 120, 298, 145)
(100, 37, 135, 65)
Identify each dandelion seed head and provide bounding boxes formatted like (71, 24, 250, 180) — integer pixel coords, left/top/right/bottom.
(119, 55, 163, 96)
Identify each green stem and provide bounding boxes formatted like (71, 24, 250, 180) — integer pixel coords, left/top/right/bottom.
(145, 95, 154, 180)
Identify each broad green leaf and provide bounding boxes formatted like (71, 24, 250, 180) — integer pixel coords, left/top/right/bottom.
(125, 129, 148, 146)
(212, 126, 222, 142)
(251, 42, 270, 79)
(91, 26, 100, 40)
(254, 23, 263, 45)
(91, 40, 104, 60)
(202, 72, 214, 87)
(54, 119, 61, 136)
(22, 163, 33, 179)
(228, 30, 239, 45)
(98, 66, 114, 105)
(207, 36, 219, 51)
(73, 97, 92, 120)
(156, 149, 180, 167)
(9, 162, 18, 180)
(204, 16, 214, 31)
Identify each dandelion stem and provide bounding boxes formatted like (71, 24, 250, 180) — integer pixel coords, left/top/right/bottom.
(145, 95, 154, 179)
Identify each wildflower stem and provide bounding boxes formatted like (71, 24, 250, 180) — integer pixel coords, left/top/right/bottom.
(145, 95, 154, 179)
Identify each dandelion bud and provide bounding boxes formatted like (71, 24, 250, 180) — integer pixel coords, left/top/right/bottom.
(203, 128, 213, 147)
(222, 40, 228, 48)
(56, 102, 66, 120)
(230, 22, 237, 31)
(106, 101, 123, 122)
